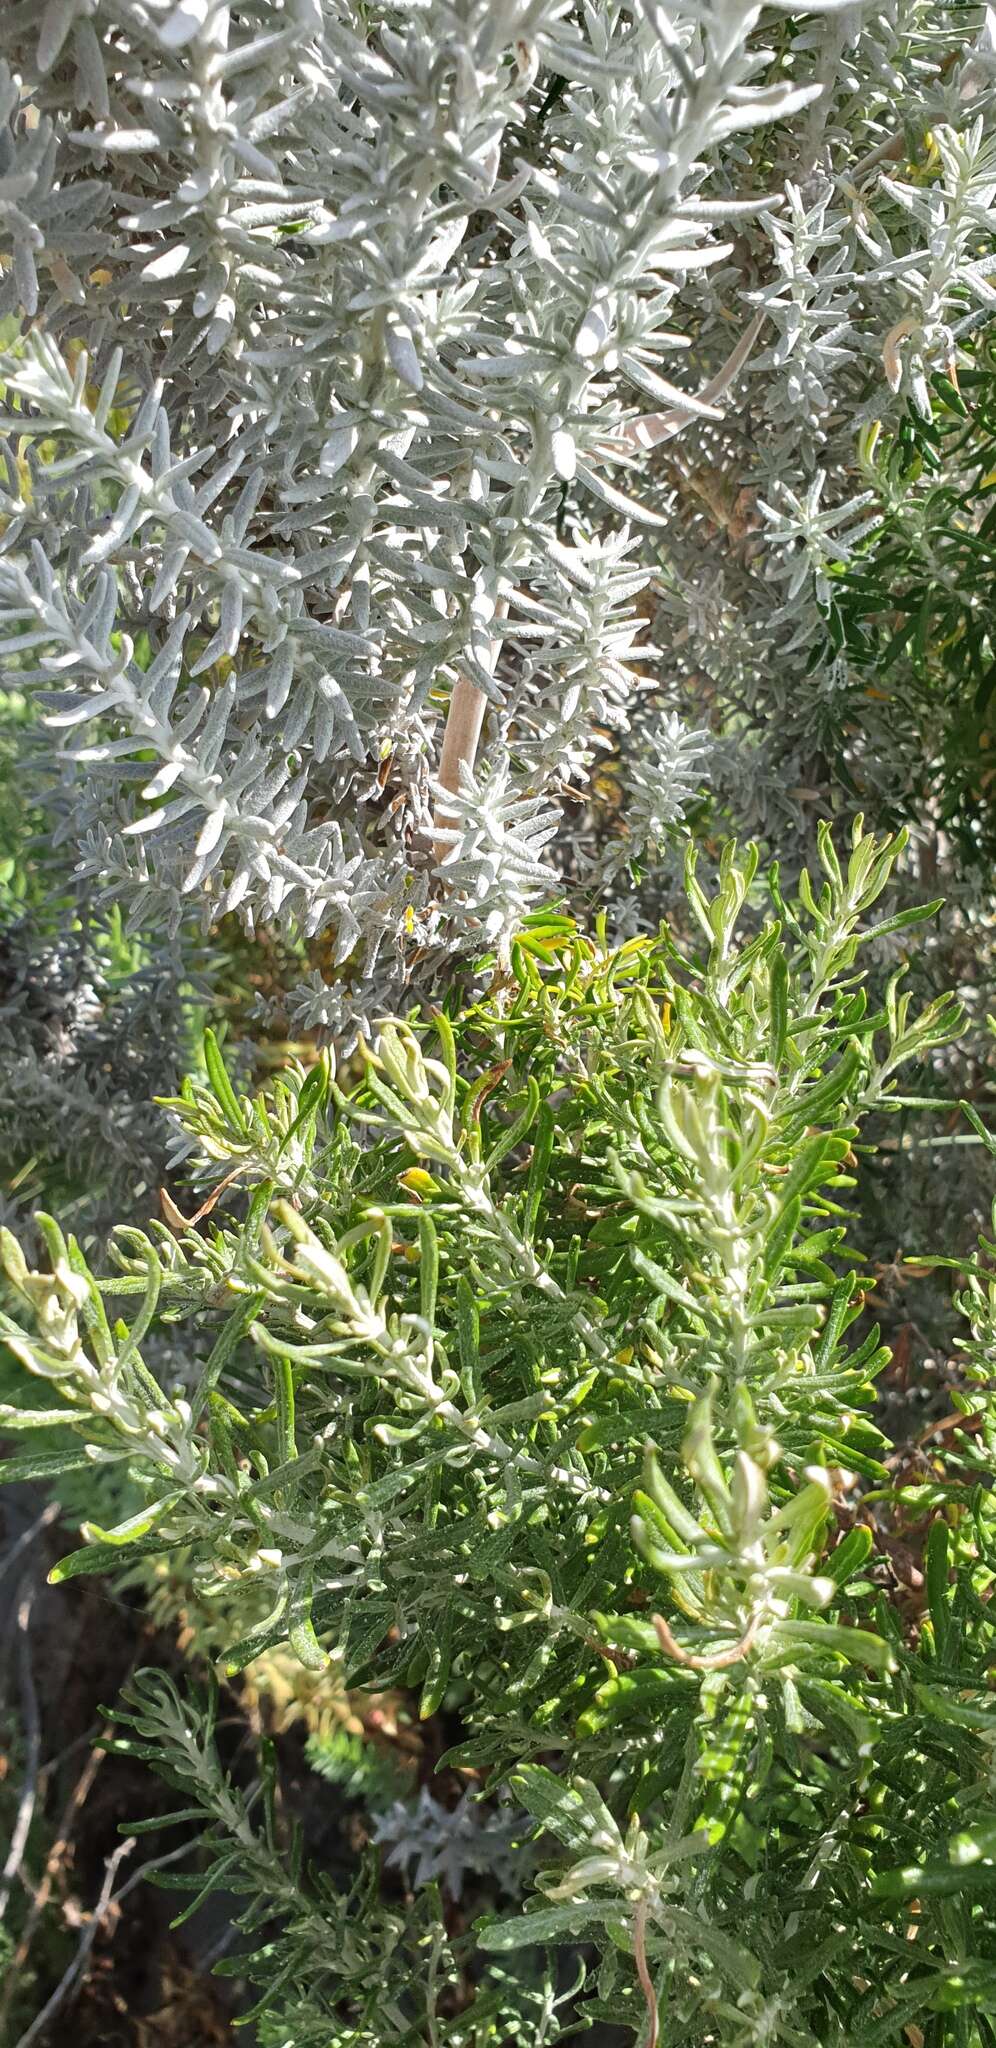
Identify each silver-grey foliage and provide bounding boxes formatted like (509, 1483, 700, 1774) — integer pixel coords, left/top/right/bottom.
(0, 914, 192, 1242)
(1, 1, 994, 1028)
(371, 1785, 530, 1901)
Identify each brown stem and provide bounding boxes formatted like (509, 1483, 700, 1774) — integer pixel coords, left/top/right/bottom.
(608, 311, 766, 458)
(160, 1160, 247, 1233)
(431, 596, 510, 864)
(633, 1897, 659, 2048)
(433, 673, 489, 861)
(5, 1740, 105, 1990)
(652, 1609, 759, 1672)
(582, 1633, 638, 1671)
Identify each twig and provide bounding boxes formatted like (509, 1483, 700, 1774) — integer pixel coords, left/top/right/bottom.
(0, 1584, 42, 1925)
(12, 1836, 136, 2048)
(432, 675, 490, 861)
(610, 311, 767, 457)
(583, 1632, 638, 1672)
(6, 1736, 107, 1986)
(851, 133, 905, 183)
(0, 1502, 60, 1597)
(12, 1838, 194, 2048)
(633, 1897, 659, 2048)
(35, 1723, 108, 1784)
(161, 1159, 248, 1233)
(431, 595, 510, 862)
(652, 1609, 759, 1672)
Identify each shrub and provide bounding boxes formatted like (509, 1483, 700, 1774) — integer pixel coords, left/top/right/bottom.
(3, 3, 996, 2037)
(3, 0, 996, 1015)
(5, 824, 996, 2042)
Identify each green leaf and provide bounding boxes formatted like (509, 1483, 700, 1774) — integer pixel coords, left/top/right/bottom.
(191, 1291, 266, 1425)
(477, 1902, 609, 1951)
(0, 1445, 106, 1483)
(577, 1665, 679, 1735)
(281, 1055, 331, 1148)
(273, 1351, 296, 1467)
(864, 897, 944, 942)
(203, 1028, 248, 1135)
(949, 1818, 996, 1867)
(485, 1075, 540, 1171)
(223, 1606, 292, 1677)
(418, 1212, 439, 1326)
(630, 1248, 701, 1316)
(511, 1766, 621, 1854)
(49, 1533, 173, 1583)
(456, 1273, 480, 1390)
(639, 1448, 703, 1545)
(590, 1610, 664, 1656)
(915, 1684, 996, 1733)
(0, 1403, 82, 1431)
(823, 1525, 873, 1588)
(419, 1601, 453, 1719)
(768, 948, 790, 1065)
(682, 1388, 732, 1532)
(925, 1517, 950, 1658)
(776, 1619, 894, 1673)
(814, 1274, 857, 1369)
(81, 1491, 184, 1548)
(287, 1574, 328, 1670)
(525, 1101, 555, 1240)
(871, 1861, 996, 1901)
(762, 1193, 802, 1280)
(334, 1600, 395, 1683)
(792, 1045, 863, 1129)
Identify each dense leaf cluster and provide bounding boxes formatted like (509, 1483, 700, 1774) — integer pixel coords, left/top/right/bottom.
(2, 1, 996, 1013)
(3, 826, 996, 2042)
(3, 6, 996, 2042)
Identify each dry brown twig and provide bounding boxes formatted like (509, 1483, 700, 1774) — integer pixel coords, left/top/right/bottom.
(11, 1837, 195, 2048)
(652, 1609, 759, 1672)
(431, 595, 510, 862)
(633, 1896, 660, 2048)
(3, 1732, 108, 2000)
(12, 1834, 138, 2048)
(160, 1161, 248, 1234)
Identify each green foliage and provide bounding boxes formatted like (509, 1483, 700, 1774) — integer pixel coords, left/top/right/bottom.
(5, 6, 996, 2034)
(831, 348, 996, 861)
(305, 1723, 412, 1812)
(109, 1668, 585, 2048)
(3, 823, 996, 2041)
